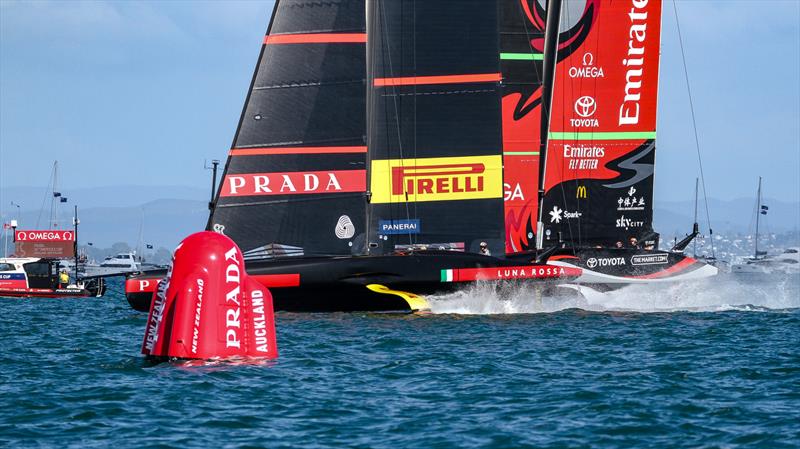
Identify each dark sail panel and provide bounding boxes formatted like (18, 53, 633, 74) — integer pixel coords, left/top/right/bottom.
(366, 0, 504, 256)
(540, 0, 660, 248)
(208, 0, 368, 258)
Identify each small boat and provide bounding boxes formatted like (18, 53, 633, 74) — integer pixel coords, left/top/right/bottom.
(732, 178, 798, 275)
(733, 248, 800, 275)
(0, 257, 105, 298)
(73, 252, 143, 277)
(4, 178, 108, 298)
(99, 252, 140, 270)
(126, 0, 716, 312)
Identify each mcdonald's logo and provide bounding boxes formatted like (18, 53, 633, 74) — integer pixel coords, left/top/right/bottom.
(576, 185, 587, 199)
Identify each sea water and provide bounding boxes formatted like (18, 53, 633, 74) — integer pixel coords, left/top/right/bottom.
(1, 273, 798, 448)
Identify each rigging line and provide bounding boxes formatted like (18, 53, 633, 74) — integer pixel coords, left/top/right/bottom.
(672, 0, 715, 258)
(380, 0, 413, 245)
(365, 0, 374, 252)
(554, 3, 577, 248)
(411, 0, 417, 246)
(517, 1, 544, 249)
(36, 161, 55, 229)
(519, 1, 542, 84)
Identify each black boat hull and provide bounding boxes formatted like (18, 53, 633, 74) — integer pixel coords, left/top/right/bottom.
(126, 251, 579, 313)
(545, 248, 717, 286)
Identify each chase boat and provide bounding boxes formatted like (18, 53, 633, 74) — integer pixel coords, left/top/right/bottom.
(0, 257, 105, 298)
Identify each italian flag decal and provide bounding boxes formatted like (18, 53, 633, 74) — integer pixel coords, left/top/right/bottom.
(441, 269, 454, 282)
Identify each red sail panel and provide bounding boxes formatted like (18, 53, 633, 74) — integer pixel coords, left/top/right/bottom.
(502, 94, 541, 253)
(540, 0, 662, 247)
(500, 0, 600, 253)
(548, 0, 660, 139)
(499, 1, 544, 254)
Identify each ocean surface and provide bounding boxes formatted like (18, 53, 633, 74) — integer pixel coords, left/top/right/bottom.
(1, 273, 799, 449)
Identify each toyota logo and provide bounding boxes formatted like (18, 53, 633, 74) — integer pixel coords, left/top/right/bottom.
(574, 96, 596, 118)
(586, 257, 598, 268)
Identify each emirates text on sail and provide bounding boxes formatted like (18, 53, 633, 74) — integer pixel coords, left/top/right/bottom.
(619, 0, 649, 126)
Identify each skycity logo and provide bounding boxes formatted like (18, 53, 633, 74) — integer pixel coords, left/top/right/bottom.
(616, 214, 644, 230)
(370, 155, 502, 204)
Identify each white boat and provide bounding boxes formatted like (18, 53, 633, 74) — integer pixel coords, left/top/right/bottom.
(733, 248, 800, 275)
(99, 252, 141, 270)
(72, 252, 142, 277)
(731, 178, 798, 275)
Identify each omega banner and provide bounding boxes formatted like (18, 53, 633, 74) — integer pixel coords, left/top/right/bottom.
(14, 230, 75, 258)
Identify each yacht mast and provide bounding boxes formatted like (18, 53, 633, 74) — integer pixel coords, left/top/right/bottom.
(754, 176, 762, 259)
(693, 177, 699, 257)
(535, 0, 562, 251)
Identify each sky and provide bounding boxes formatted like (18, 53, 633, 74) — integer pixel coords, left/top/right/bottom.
(1, 0, 799, 206)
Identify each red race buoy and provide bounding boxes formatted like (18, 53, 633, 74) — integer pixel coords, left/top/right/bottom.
(141, 231, 278, 360)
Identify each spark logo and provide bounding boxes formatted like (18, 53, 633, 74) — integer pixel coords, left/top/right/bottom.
(370, 155, 502, 203)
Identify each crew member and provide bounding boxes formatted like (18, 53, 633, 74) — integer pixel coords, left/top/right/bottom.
(479, 242, 491, 256)
(628, 237, 639, 249)
(59, 269, 69, 288)
(615, 241, 624, 249)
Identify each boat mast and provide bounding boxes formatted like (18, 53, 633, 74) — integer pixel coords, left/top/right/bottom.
(364, 0, 373, 254)
(693, 177, 699, 257)
(73, 205, 79, 282)
(50, 161, 59, 229)
(535, 0, 562, 251)
(754, 176, 762, 259)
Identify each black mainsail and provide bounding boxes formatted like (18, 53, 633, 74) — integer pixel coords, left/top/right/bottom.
(208, 0, 368, 258)
(366, 0, 505, 256)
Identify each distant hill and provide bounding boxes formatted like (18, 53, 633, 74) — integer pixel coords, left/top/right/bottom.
(1, 185, 798, 251)
(0, 185, 210, 250)
(0, 198, 207, 249)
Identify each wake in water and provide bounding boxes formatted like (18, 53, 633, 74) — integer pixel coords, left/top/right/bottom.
(428, 272, 800, 314)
